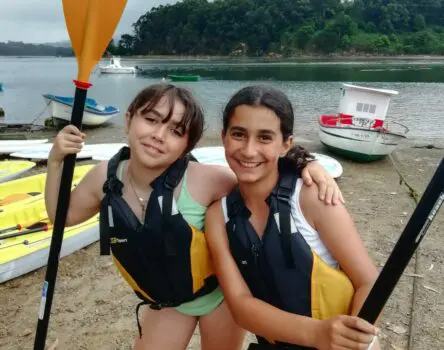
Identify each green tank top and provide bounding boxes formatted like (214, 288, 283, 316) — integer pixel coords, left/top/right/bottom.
(117, 161, 224, 316)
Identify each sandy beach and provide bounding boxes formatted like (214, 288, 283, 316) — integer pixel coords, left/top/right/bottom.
(0, 126, 443, 350)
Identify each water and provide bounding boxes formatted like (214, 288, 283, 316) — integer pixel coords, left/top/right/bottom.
(1, 56, 444, 139)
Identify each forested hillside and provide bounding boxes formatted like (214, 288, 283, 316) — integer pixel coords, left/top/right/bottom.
(113, 0, 444, 56)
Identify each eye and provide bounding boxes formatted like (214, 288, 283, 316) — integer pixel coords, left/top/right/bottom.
(171, 128, 183, 137)
(258, 134, 272, 142)
(230, 131, 244, 139)
(145, 116, 158, 124)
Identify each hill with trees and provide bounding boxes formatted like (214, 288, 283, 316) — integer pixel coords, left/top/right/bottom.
(112, 0, 444, 56)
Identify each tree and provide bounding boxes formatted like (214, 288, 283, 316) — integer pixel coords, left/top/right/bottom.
(117, 34, 135, 55)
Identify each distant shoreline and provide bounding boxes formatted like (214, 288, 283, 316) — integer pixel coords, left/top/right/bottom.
(2, 54, 444, 61)
(123, 54, 444, 61)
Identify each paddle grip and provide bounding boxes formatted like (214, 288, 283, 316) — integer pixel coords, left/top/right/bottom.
(34, 87, 88, 350)
(358, 158, 444, 324)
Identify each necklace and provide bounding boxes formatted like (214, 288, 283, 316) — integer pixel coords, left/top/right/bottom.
(129, 175, 147, 219)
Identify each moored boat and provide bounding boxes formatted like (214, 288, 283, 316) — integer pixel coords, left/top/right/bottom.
(318, 83, 409, 162)
(98, 57, 136, 74)
(43, 94, 119, 126)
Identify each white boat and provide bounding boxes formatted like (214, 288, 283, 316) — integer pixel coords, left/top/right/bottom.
(98, 57, 136, 74)
(318, 84, 409, 162)
(43, 94, 119, 127)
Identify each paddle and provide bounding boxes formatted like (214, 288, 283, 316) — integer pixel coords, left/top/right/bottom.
(33, 1, 127, 349)
(0, 224, 49, 240)
(358, 158, 444, 324)
(0, 222, 48, 236)
(0, 224, 22, 235)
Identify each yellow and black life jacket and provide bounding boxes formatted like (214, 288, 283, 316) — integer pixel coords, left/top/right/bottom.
(223, 162, 354, 349)
(100, 147, 217, 322)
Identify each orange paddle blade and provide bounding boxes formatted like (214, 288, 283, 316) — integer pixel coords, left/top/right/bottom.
(62, 0, 128, 82)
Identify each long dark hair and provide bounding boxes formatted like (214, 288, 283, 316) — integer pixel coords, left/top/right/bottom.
(222, 85, 314, 170)
(127, 84, 204, 154)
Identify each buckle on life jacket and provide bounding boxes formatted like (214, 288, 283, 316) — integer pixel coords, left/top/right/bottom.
(276, 186, 292, 203)
(103, 174, 123, 196)
(149, 301, 180, 310)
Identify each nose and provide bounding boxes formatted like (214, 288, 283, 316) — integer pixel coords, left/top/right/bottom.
(240, 138, 258, 158)
(152, 123, 167, 142)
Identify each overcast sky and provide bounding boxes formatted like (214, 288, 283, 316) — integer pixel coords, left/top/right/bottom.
(0, 0, 178, 43)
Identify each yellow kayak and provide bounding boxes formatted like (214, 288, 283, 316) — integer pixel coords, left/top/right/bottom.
(0, 164, 95, 228)
(0, 163, 100, 283)
(0, 214, 99, 283)
(0, 160, 36, 184)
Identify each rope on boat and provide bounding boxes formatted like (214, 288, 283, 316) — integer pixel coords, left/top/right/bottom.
(388, 153, 419, 350)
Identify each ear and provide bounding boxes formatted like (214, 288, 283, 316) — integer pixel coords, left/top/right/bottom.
(282, 135, 293, 154)
(124, 112, 131, 135)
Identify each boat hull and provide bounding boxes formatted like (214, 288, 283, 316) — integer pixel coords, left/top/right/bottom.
(99, 67, 135, 74)
(319, 124, 406, 162)
(0, 160, 36, 183)
(0, 219, 99, 283)
(44, 98, 118, 126)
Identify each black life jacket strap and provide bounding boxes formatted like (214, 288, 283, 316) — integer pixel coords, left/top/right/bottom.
(161, 156, 189, 256)
(99, 197, 111, 255)
(225, 188, 273, 303)
(275, 171, 298, 269)
(99, 146, 128, 256)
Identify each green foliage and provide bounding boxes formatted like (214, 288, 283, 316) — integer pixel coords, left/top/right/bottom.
(115, 0, 444, 56)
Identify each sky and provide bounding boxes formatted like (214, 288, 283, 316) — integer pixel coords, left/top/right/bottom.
(0, 0, 178, 44)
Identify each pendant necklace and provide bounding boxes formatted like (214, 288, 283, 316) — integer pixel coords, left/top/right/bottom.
(129, 175, 147, 219)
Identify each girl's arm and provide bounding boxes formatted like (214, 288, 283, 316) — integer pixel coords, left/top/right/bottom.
(300, 184, 379, 316)
(192, 161, 344, 207)
(45, 125, 105, 226)
(45, 160, 105, 226)
(205, 202, 378, 349)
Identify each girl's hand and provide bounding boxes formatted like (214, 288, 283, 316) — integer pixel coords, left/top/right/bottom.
(301, 161, 345, 205)
(48, 125, 85, 163)
(315, 315, 379, 350)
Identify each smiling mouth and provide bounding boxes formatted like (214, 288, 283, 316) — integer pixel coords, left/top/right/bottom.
(142, 143, 164, 154)
(237, 160, 262, 168)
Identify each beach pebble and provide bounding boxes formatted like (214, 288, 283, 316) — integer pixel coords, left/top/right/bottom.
(390, 344, 404, 350)
(21, 328, 32, 337)
(423, 285, 440, 293)
(388, 324, 407, 334)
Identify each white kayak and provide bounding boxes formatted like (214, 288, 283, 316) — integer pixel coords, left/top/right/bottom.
(9, 143, 127, 160)
(0, 139, 48, 146)
(94, 146, 343, 178)
(0, 139, 49, 155)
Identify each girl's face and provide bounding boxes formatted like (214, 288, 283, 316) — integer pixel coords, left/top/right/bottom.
(125, 96, 189, 169)
(222, 104, 292, 184)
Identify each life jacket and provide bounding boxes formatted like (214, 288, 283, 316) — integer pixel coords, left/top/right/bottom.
(100, 147, 218, 333)
(222, 161, 354, 349)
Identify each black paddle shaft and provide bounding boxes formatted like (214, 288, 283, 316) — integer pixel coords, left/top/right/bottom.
(34, 86, 86, 350)
(358, 157, 444, 324)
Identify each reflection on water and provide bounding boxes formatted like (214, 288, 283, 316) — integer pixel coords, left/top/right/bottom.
(1, 56, 444, 139)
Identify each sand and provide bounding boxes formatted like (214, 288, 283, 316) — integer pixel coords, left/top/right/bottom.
(0, 126, 443, 350)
